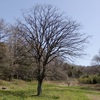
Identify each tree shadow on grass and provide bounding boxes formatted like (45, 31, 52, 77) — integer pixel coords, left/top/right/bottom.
(0, 90, 60, 99)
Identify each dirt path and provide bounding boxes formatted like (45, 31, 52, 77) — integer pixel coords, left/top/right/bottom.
(86, 94, 100, 100)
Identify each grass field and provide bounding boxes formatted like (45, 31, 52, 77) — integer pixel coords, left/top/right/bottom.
(0, 80, 100, 100)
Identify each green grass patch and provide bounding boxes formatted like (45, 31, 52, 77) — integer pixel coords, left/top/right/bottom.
(0, 79, 100, 100)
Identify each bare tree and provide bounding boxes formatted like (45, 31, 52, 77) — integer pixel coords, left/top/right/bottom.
(91, 51, 100, 66)
(0, 19, 7, 41)
(13, 4, 88, 95)
(7, 27, 33, 80)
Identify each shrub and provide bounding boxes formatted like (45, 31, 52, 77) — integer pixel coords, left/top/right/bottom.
(78, 75, 100, 84)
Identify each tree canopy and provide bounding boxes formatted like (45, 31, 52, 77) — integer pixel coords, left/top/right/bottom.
(12, 4, 88, 95)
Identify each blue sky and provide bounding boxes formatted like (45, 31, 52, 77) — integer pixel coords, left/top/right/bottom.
(0, 0, 100, 66)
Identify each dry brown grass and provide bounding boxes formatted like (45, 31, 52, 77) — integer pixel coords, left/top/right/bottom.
(86, 94, 100, 100)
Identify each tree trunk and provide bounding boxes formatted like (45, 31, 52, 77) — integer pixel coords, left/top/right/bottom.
(8, 75, 12, 81)
(37, 80, 43, 96)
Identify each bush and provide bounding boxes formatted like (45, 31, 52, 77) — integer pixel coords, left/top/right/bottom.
(78, 75, 100, 84)
(95, 76, 100, 84)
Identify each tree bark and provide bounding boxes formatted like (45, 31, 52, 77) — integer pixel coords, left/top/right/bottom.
(37, 79, 43, 96)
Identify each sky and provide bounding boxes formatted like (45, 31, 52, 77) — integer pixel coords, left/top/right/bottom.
(0, 0, 100, 66)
